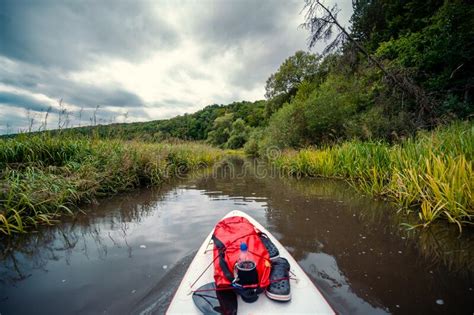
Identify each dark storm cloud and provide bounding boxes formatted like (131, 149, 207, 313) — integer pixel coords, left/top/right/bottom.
(1, 76, 39, 89)
(0, 0, 178, 70)
(194, 0, 352, 91)
(226, 41, 302, 91)
(52, 83, 145, 108)
(0, 58, 144, 109)
(0, 91, 52, 112)
(188, 0, 309, 90)
(0, 74, 145, 111)
(191, 0, 290, 47)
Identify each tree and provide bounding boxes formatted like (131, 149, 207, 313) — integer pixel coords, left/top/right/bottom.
(301, 0, 438, 125)
(375, 2, 474, 117)
(207, 113, 234, 147)
(303, 74, 362, 143)
(351, 0, 444, 52)
(263, 101, 307, 148)
(265, 51, 321, 99)
(226, 118, 249, 149)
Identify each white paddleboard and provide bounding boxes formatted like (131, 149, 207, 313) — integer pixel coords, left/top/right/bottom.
(167, 210, 335, 314)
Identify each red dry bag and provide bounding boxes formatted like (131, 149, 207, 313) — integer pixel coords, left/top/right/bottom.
(212, 216, 271, 289)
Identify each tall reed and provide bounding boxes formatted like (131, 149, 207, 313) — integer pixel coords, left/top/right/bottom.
(0, 134, 226, 235)
(270, 122, 473, 231)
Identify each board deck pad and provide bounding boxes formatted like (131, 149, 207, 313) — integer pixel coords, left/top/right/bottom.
(192, 282, 237, 315)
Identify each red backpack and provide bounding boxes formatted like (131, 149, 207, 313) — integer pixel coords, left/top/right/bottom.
(212, 216, 271, 289)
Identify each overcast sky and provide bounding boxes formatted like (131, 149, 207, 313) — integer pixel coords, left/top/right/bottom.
(0, 0, 353, 134)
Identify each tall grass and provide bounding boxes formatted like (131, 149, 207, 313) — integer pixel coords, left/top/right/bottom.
(271, 122, 473, 231)
(0, 134, 226, 235)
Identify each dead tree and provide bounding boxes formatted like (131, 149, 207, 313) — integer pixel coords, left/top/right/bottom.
(301, 0, 437, 126)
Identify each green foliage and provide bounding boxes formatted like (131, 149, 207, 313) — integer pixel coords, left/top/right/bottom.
(345, 106, 415, 141)
(260, 0, 473, 148)
(351, 0, 444, 52)
(304, 74, 364, 142)
(226, 118, 250, 149)
(265, 51, 321, 99)
(43, 100, 266, 146)
(374, 1, 474, 116)
(243, 128, 264, 157)
(264, 93, 291, 119)
(207, 113, 234, 147)
(264, 101, 306, 149)
(259, 68, 390, 150)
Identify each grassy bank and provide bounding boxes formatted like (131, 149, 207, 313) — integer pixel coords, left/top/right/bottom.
(271, 122, 473, 231)
(0, 135, 226, 235)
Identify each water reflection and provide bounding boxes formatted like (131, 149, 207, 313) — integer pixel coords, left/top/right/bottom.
(1, 189, 163, 286)
(300, 253, 388, 314)
(0, 160, 472, 315)
(278, 176, 474, 275)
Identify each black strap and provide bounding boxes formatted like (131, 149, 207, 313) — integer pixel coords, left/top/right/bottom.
(212, 234, 235, 282)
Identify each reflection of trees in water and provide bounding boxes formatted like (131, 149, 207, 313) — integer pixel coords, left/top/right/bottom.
(0, 186, 174, 285)
(1, 226, 77, 284)
(415, 224, 474, 274)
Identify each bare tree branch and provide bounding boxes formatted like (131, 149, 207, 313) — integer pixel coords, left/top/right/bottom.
(301, 0, 437, 125)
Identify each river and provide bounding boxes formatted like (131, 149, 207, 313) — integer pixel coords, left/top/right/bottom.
(1, 159, 472, 314)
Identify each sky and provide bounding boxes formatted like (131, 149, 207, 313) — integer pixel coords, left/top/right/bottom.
(0, 0, 353, 134)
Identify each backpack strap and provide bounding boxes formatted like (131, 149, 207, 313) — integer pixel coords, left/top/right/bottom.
(212, 234, 235, 283)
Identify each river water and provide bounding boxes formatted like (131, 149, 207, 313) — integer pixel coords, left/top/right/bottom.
(1, 159, 473, 314)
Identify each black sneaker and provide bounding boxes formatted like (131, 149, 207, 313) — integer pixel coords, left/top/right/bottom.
(259, 233, 279, 260)
(265, 257, 291, 302)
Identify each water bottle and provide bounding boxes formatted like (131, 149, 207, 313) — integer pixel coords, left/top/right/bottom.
(239, 242, 250, 264)
(236, 242, 257, 284)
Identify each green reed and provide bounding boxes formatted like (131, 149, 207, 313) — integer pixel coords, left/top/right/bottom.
(0, 134, 226, 235)
(271, 121, 473, 231)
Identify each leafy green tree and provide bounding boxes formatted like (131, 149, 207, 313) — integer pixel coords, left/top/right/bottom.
(351, 0, 444, 52)
(264, 93, 291, 119)
(263, 100, 307, 149)
(376, 2, 474, 116)
(226, 118, 249, 149)
(303, 74, 364, 143)
(244, 128, 264, 157)
(265, 51, 321, 99)
(207, 113, 234, 147)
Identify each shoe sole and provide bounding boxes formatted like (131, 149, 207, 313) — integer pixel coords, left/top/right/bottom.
(270, 254, 280, 261)
(259, 234, 280, 261)
(265, 290, 291, 302)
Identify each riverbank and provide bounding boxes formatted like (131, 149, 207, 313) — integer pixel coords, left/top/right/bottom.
(270, 122, 473, 231)
(0, 134, 226, 235)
